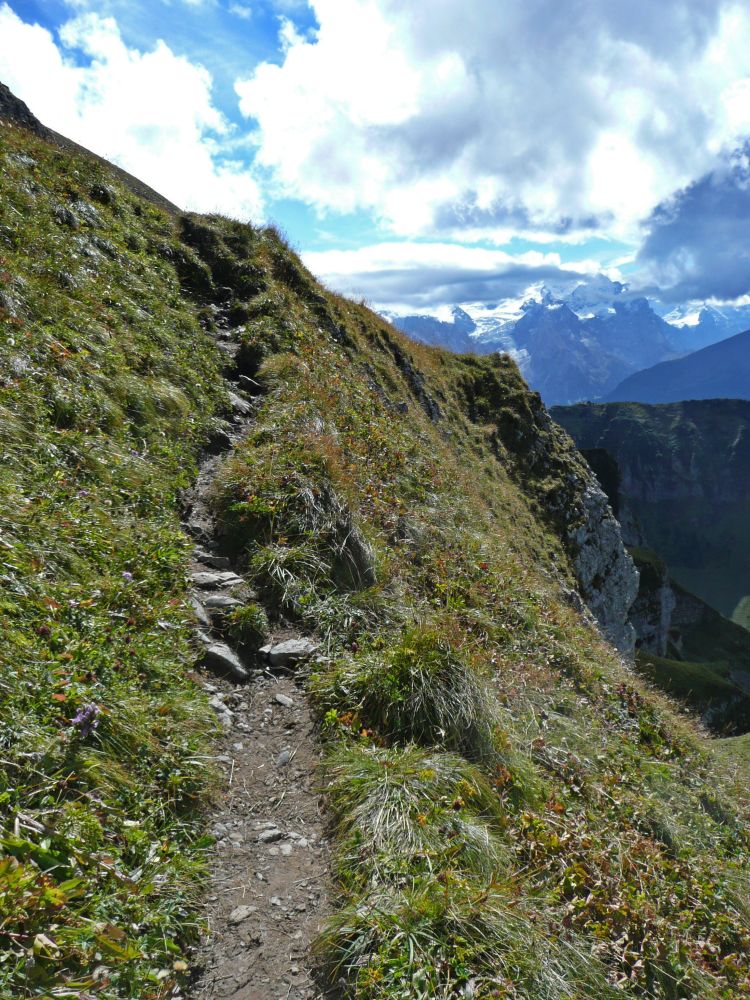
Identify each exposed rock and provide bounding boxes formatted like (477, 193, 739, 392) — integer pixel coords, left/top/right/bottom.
(275, 693, 294, 708)
(192, 570, 244, 589)
(451, 356, 639, 653)
(0, 82, 46, 135)
(202, 593, 243, 610)
(228, 905, 257, 925)
(70, 200, 103, 228)
(567, 484, 639, 653)
(227, 391, 252, 416)
(258, 828, 283, 843)
(90, 183, 116, 206)
(628, 553, 677, 657)
(191, 596, 213, 629)
(266, 638, 319, 668)
(554, 400, 750, 617)
(53, 205, 79, 229)
(201, 641, 250, 681)
(195, 549, 232, 570)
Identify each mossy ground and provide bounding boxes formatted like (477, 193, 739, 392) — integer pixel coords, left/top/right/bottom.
(2, 118, 750, 999)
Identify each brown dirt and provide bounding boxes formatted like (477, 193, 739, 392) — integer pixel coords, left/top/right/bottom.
(189, 667, 331, 1000)
(179, 302, 334, 1000)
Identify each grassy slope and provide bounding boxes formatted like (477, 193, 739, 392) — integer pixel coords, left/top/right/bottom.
(0, 124, 227, 997)
(2, 119, 750, 999)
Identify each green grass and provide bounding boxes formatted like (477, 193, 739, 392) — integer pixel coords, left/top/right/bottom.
(3, 118, 750, 998)
(0, 124, 224, 998)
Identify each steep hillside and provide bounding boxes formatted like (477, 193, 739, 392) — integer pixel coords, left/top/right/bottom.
(3, 95, 750, 1000)
(553, 399, 750, 617)
(605, 327, 750, 403)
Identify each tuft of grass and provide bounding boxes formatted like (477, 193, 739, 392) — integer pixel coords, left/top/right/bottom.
(323, 744, 509, 885)
(314, 876, 621, 1000)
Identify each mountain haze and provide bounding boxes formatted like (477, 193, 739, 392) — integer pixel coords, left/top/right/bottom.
(605, 327, 750, 403)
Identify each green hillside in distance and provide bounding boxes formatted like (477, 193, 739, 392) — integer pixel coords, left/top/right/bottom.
(3, 90, 750, 1000)
(604, 327, 750, 403)
(552, 399, 750, 618)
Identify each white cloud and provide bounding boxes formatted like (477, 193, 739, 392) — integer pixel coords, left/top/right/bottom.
(236, 0, 750, 242)
(228, 2, 253, 19)
(302, 241, 597, 311)
(0, 4, 262, 219)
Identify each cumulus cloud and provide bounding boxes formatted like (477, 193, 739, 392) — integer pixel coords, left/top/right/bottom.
(236, 0, 750, 242)
(302, 242, 599, 311)
(636, 144, 750, 301)
(0, 4, 262, 219)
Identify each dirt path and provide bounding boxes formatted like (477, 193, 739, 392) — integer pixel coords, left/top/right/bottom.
(189, 669, 330, 1000)
(184, 315, 330, 999)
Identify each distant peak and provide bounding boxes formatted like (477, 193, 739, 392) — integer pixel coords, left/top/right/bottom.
(450, 306, 476, 331)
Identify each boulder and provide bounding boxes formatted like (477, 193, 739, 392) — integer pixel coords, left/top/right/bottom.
(201, 640, 249, 681)
(266, 638, 319, 668)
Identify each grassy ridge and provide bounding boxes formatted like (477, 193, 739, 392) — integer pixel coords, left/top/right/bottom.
(2, 116, 750, 999)
(195, 232, 750, 995)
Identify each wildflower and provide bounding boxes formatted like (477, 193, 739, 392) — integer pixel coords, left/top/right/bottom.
(122, 571, 133, 582)
(71, 703, 100, 738)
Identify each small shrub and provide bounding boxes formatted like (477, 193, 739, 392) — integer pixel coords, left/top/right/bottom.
(224, 601, 269, 654)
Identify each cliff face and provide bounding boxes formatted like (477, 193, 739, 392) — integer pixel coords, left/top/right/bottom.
(553, 400, 750, 617)
(629, 549, 750, 732)
(449, 357, 638, 652)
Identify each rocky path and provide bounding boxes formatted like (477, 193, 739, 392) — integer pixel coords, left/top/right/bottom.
(184, 315, 330, 999)
(189, 669, 330, 1000)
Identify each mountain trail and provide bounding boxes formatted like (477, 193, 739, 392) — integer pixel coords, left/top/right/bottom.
(184, 315, 330, 999)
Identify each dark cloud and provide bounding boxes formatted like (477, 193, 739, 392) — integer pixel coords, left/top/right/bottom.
(637, 144, 750, 302)
(307, 257, 591, 309)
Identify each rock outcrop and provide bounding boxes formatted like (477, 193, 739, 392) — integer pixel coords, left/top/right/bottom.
(553, 399, 750, 616)
(452, 354, 639, 652)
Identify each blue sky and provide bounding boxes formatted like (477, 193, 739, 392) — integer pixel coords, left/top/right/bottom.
(2, 0, 750, 315)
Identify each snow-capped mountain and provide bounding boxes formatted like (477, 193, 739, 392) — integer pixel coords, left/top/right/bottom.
(388, 284, 682, 404)
(662, 303, 750, 351)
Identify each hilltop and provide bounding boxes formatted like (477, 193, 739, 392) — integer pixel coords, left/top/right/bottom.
(2, 86, 750, 1000)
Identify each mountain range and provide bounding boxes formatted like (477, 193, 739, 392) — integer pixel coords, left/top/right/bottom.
(389, 289, 750, 405)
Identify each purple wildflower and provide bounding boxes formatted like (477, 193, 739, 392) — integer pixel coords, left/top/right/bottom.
(72, 703, 100, 738)
(122, 571, 133, 582)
